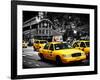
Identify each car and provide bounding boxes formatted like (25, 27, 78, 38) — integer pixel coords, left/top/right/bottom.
(38, 42, 86, 65)
(33, 40, 48, 51)
(22, 40, 28, 48)
(72, 40, 90, 58)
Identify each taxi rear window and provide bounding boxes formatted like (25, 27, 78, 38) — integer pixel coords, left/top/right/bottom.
(85, 42, 89, 47)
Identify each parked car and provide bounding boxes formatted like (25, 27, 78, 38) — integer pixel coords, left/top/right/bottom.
(38, 42, 86, 65)
(72, 40, 90, 58)
(33, 40, 48, 51)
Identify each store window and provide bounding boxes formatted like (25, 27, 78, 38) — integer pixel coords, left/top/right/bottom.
(42, 29, 44, 34)
(46, 30, 48, 34)
(39, 30, 41, 34)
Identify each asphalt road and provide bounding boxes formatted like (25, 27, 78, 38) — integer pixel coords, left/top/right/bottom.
(22, 46, 89, 69)
(23, 47, 56, 68)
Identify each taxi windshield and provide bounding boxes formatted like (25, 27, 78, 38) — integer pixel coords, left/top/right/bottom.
(54, 43, 72, 50)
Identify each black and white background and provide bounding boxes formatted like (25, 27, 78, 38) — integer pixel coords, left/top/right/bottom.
(23, 11, 90, 68)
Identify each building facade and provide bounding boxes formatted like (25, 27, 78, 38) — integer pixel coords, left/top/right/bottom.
(23, 12, 63, 42)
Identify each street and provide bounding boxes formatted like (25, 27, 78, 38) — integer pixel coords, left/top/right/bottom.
(23, 46, 89, 69)
(23, 47, 56, 68)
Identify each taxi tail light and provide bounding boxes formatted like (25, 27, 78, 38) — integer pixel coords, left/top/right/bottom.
(82, 48, 84, 51)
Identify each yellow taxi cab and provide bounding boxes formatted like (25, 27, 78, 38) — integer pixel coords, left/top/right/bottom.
(38, 42, 86, 65)
(22, 40, 28, 48)
(33, 40, 47, 51)
(72, 40, 90, 58)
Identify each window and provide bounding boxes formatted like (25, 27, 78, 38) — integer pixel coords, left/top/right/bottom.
(80, 42, 86, 47)
(42, 29, 44, 34)
(85, 42, 90, 47)
(41, 23, 43, 28)
(39, 30, 41, 34)
(54, 43, 71, 50)
(73, 42, 79, 48)
(49, 31, 51, 35)
(35, 41, 39, 43)
(23, 26, 30, 31)
(49, 44, 54, 51)
(48, 23, 49, 28)
(32, 25, 37, 29)
(44, 44, 49, 49)
(46, 30, 48, 34)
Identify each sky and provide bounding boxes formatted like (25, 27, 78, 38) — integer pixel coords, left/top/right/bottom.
(23, 11, 89, 24)
(23, 11, 38, 22)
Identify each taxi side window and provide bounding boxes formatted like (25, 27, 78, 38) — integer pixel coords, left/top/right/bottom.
(73, 42, 79, 48)
(49, 44, 54, 51)
(44, 44, 49, 49)
(80, 42, 85, 47)
(35, 41, 39, 43)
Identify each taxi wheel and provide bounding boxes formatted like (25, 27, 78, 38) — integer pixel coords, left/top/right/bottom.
(56, 56, 62, 65)
(39, 53, 45, 61)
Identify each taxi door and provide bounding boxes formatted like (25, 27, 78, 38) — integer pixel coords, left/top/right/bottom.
(79, 42, 86, 51)
(42, 43, 50, 59)
(47, 44, 55, 60)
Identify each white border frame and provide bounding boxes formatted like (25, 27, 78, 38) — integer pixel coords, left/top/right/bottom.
(17, 5, 95, 75)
